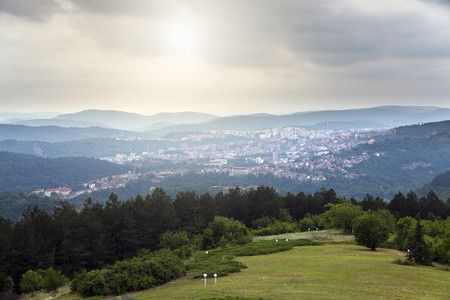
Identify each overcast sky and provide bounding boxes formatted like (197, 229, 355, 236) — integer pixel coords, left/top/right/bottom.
(1, 0, 449, 116)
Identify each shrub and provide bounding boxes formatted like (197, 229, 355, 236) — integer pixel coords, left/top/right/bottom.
(299, 217, 315, 232)
(19, 270, 43, 294)
(72, 250, 184, 297)
(202, 217, 251, 249)
(251, 216, 272, 229)
(41, 267, 69, 292)
(159, 231, 192, 259)
(76, 269, 110, 297)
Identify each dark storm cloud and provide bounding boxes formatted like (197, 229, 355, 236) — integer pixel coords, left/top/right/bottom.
(0, 0, 61, 21)
(194, 0, 450, 67)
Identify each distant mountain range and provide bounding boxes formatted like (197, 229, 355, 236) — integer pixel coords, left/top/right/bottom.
(0, 106, 449, 141)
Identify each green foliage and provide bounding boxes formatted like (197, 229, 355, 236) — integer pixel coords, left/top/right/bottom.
(0, 192, 59, 222)
(0, 151, 129, 194)
(418, 170, 450, 201)
(251, 220, 298, 236)
(375, 209, 396, 233)
(201, 216, 252, 250)
(407, 216, 432, 265)
(0, 274, 13, 294)
(251, 216, 272, 229)
(72, 250, 184, 297)
(321, 203, 363, 234)
(278, 208, 293, 223)
(218, 239, 322, 257)
(19, 268, 68, 294)
(394, 216, 416, 251)
(41, 267, 69, 292)
(19, 270, 43, 294)
(353, 211, 390, 251)
(159, 231, 192, 259)
(76, 269, 110, 297)
(298, 216, 317, 232)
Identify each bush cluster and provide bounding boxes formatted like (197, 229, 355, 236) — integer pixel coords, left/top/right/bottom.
(19, 267, 68, 294)
(71, 250, 184, 297)
(395, 216, 450, 265)
(201, 216, 252, 250)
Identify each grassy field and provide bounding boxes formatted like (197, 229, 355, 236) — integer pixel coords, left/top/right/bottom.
(130, 243, 450, 299)
(26, 232, 449, 300)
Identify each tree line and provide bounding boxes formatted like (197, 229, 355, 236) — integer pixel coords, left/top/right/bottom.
(1, 186, 449, 294)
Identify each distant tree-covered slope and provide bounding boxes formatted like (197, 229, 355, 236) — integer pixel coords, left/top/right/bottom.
(0, 135, 247, 158)
(334, 130, 450, 198)
(417, 170, 450, 200)
(0, 151, 130, 193)
(0, 192, 59, 221)
(0, 124, 149, 142)
(376, 120, 450, 141)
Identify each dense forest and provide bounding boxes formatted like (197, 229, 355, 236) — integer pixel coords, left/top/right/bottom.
(0, 151, 129, 193)
(1, 186, 449, 295)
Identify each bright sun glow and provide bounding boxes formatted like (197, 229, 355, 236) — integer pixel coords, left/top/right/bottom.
(164, 19, 202, 56)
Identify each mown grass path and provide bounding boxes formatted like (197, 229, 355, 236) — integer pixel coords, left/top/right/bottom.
(134, 243, 450, 299)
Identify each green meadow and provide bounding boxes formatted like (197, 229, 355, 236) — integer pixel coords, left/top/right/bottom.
(27, 232, 450, 300)
(130, 238, 449, 299)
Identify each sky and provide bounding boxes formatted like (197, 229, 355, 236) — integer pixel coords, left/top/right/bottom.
(1, 0, 450, 116)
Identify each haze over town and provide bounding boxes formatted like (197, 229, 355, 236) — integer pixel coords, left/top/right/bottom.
(1, 0, 450, 115)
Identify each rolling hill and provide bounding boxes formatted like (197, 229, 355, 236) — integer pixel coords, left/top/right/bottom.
(0, 124, 149, 142)
(54, 110, 219, 131)
(418, 170, 450, 200)
(0, 151, 129, 193)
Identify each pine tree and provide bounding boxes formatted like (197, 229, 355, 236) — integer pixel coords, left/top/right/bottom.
(406, 215, 432, 265)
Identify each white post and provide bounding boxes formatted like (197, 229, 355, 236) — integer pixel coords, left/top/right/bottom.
(206, 251, 208, 255)
(204, 273, 207, 287)
(214, 273, 217, 284)
(276, 239, 278, 243)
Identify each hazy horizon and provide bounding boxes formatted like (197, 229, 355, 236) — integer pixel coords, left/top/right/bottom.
(1, 0, 450, 115)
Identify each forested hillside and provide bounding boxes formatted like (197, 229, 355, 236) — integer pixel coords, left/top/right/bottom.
(0, 124, 147, 142)
(330, 130, 450, 198)
(376, 120, 450, 140)
(0, 192, 60, 222)
(418, 170, 450, 201)
(0, 151, 129, 193)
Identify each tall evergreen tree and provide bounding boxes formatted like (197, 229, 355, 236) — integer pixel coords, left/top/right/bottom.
(407, 215, 432, 265)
